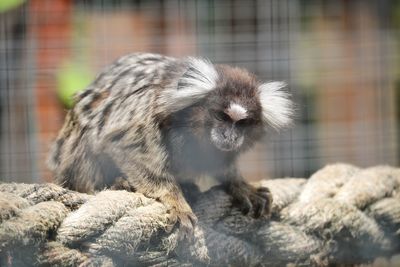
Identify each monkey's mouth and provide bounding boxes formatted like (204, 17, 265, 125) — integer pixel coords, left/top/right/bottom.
(210, 128, 244, 152)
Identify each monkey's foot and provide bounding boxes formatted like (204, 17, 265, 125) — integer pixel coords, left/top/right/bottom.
(168, 209, 198, 241)
(228, 181, 273, 218)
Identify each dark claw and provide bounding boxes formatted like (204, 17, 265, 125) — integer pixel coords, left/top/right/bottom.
(256, 187, 272, 215)
(257, 191, 271, 200)
(257, 186, 271, 193)
(251, 195, 267, 218)
(228, 182, 273, 218)
(238, 196, 252, 215)
(175, 211, 197, 241)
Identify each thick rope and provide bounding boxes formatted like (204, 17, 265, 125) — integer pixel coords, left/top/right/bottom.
(1, 164, 400, 266)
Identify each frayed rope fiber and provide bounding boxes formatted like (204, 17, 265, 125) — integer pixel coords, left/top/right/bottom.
(1, 163, 400, 266)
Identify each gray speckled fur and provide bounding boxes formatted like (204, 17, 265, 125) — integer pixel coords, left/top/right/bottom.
(48, 53, 222, 233)
(49, 53, 183, 191)
(48, 52, 290, 235)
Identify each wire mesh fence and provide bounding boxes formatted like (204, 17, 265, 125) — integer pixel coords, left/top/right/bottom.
(0, 0, 399, 183)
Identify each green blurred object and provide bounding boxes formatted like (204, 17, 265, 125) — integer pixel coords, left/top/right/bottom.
(57, 62, 92, 108)
(0, 0, 25, 12)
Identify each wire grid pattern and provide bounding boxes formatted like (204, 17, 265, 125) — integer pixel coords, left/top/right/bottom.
(0, 0, 398, 182)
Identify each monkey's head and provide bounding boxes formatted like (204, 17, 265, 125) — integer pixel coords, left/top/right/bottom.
(202, 65, 263, 152)
(206, 65, 293, 153)
(167, 58, 293, 155)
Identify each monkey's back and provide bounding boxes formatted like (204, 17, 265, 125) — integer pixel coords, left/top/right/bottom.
(73, 53, 177, 134)
(48, 53, 181, 192)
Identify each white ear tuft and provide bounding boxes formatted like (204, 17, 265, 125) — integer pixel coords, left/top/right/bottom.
(179, 57, 218, 92)
(259, 81, 293, 129)
(164, 57, 218, 113)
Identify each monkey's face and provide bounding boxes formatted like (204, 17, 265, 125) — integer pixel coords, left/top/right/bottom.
(208, 99, 263, 152)
(171, 63, 292, 156)
(205, 67, 264, 153)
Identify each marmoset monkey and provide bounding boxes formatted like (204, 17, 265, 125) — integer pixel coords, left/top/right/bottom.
(48, 53, 293, 237)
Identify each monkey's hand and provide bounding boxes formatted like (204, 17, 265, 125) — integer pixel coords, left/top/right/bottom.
(111, 177, 197, 240)
(162, 193, 198, 240)
(227, 180, 273, 218)
(170, 208, 198, 240)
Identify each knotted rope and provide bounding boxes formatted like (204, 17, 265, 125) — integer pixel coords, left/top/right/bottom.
(1, 164, 400, 266)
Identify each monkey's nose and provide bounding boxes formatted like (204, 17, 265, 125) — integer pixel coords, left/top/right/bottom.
(223, 128, 238, 141)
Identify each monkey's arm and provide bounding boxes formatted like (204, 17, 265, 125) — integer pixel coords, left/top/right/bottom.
(98, 127, 197, 237)
(113, 170, 197, 238)
(218, 165, 272, 218)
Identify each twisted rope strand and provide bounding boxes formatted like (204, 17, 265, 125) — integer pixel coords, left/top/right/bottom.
(0, 164, 399, 266)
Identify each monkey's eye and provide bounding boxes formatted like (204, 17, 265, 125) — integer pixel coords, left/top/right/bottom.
(215, 111, 231, 122)
(236, 118, 253, 127)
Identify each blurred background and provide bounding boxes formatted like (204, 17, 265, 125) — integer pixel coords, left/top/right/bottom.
(0, 0, 399, 183)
